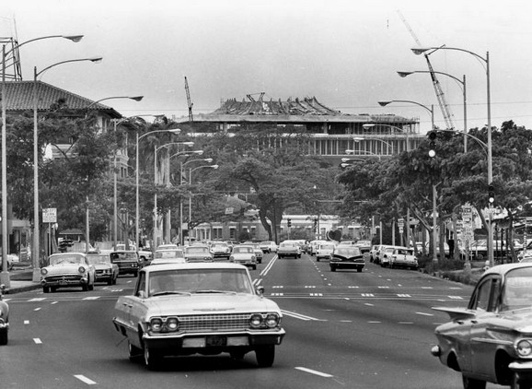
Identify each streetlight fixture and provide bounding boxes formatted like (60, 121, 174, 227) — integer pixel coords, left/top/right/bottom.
(32, 56, 102, 282)
(86, 96, 144, 110)
(397, 70, 468, 152)
(187, 163, 219, 244)
(353, 136, 394, 155)
(135, 128, 181, 252)
(378, 100, 434, 132)
(412, 46, 493, 267)
(0, 34, 84, 287)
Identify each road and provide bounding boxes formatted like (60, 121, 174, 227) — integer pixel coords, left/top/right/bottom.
(0, 253, 507, 389)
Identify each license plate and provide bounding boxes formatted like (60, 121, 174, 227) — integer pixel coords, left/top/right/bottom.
(206, 335, 227, 347)
(59, 280, 68, 285)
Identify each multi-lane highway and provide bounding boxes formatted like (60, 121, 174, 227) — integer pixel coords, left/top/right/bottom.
(0, 253, 506, 389)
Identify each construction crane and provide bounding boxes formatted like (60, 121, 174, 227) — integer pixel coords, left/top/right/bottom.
(184, 76, 193, 122)
(397, 11, 455, 130)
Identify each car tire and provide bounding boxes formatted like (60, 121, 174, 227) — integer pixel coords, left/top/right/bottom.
(316, 257, 320, 262)
(357, 267, 362, 273)
(230, 351, 246, 360)
(252, 265, 257, 270)
(0, 328, 7, 345)
(108, 279, 113, 285)
(462, 375, 486, 389)
(511, 371, 532, 389)
(330, 266, 336, 272)
(143, 345, 162, 370)
(88, 281, 94, 291)
(43, 286, 50, 293)
(255, 345, 275, 367)
(82, 283, 89, 292)
(128, 342, 143, 362)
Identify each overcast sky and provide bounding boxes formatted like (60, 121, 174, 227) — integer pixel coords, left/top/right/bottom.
(1, 0, 531, 132)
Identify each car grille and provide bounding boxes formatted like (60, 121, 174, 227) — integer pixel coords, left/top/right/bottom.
(179, 313, 250, 332)
(45, 275, 83, 282)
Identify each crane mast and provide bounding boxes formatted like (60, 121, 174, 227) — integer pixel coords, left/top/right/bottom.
(397, 10, 455, 130)
(184, 76, 193, 122)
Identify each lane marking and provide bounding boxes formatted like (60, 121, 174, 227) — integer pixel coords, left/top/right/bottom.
(74, 375, 97, 385)
(310, 293, 323, 297)
(51, 301, 58, 305)
(361, 293, 374, 297)
(399, 322, 414, 325)
(449, 296, 463, 299)
(24, 320, 29, 325)
(348, 286, 359, 289)
(368, 321, 381, 324)
(365, 303, 374, 306)
(29, 298, 46, 302)
(282, 310, 321, 321)
(83, 296, 100, 300)
(271, 293, 284, 296)
(416, 311, 434, 317)
(34, 307, 41, 312)
(33, 338, 42, 344)
(295, 367, 333, 378)
(397, 294, 411, 298)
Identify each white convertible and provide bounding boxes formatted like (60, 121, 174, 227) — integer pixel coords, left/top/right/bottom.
(112, 262, 285, 369)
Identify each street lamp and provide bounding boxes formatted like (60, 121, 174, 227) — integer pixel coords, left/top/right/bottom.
(135, 128, 181, 253)
(378, 100, 434, 132)
(398, 70, 467, 152)
(412, 46, 493, 267)
(152, 142, 194, 250)
(86, 95, 144, 110)
(32, 56, 102, 282)
(1, 34, 83, 287)
(187, 163, 219, 244)
(353, 136, 393, 155)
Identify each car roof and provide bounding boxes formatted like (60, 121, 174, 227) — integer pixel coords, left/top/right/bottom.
(141, 262, 248, 274)
(483, 262, 532, 276)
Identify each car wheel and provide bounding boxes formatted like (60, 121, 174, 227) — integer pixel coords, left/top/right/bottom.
(511, 372, 532, 389)
(357, 267, 362, 273)
(133, 271, 138, 277)
(252, 265, 257, 270)
(108, 279, 113, 285)
(88, 280, 94, 291)
(330, 266, 336, 272)
(255, 345, 275, 367)
(462, 375, 486, 389)
(143, 345, 161, 370)
(43, 286, 50, 293)
(82, 283, 89, 292)
(316, 257, 320, 262)
(0, 328, 8, 345)
(230, 351, 246, 360)
(50, 286, 57, 293)
(128, 341, 143, 362)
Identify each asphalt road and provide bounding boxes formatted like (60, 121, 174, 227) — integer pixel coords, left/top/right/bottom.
(0, 253, 508, 389)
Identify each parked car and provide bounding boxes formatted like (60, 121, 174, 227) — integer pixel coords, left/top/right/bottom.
(330, 246, 365, 272)
(112, 262, 285, 369)
(355, 240, 372, 254)
(114, 243, 153, 265)
(210, 242, 232, 260)
(316, 243, 336, 262)
(184, 245, 213, 263)
(0, 284, 8, 345)
(431, 263, 532, 388)
(378, 246, 401, 267)
(389, 247, 418, 270)
(369, 245, 381, 263)
(230, 245, 257, 270)
(40, 252, 96, 293)
(110, 250, 141, 277)
(259, 241, 278, 253)
(277, 241, 301, 259)
(86, 252, 119, 285)
(309, 240, 328, 256)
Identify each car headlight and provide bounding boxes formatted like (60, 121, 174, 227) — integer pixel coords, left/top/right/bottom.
(250, 314, 263, 328)
(249, 313, 280, 329)
(149, 317, 179, 333)
(265, 313, 280, 328)
(150, 318, 163, 332)
(78, 266, 86, 274)
(251, 255, 256, 260)
(40, 268, 48, 276)
(166, 317, 179, 331)
(516, 339, 532, 357)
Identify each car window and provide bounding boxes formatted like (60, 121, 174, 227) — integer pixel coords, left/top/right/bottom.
(50, 255, 83, 265)
(469, 276, 501, 312)
(501, 268, 532, 310)
(135, 272, 146, 297)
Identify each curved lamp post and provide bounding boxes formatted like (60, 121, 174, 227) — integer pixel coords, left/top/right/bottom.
(352, 135, 394, 156)
(398, 70, 467, 152)
(412, 46, 493, 267)
(1, 34, 84, 287)
(86, 95, 144, 109)
(135, 128, 181, 252)
(32, 56, 102, 282)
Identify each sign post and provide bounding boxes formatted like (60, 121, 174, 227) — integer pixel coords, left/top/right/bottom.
(42, 208, 57, 257)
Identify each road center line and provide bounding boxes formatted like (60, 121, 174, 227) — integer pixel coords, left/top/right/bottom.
(74, 375, 97, 385)
(295, 367, 333, 378)
(416, 311, 434, 317)
(33, 338, 42, 344)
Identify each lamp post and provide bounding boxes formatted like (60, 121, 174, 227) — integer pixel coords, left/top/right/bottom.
(32, 56, 102, 282)
(412, 46, 493, 267)
(135, 128, 181, 253)
(86, 95, 144, 110)
(152, 142, 193, 251)
(398, 70, 467, 151)
(188, 163, 219, 244)
(353, 136, 393, 155)
(1, 35, 83, 287)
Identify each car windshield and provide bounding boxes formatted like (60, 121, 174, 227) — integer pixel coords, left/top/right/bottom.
(110, 252, 137, 261)
(50, 255, 84, 266)
(155, 250, 184, 259)
(86, 255, 111, 265)
(148, 268, 253, 296)
(335, 248, 360, 256)
(501, 267, 532, 310)
(186, 247, 209, 254)
(233, 246, 253, 253)
(320, 245, 335, 250)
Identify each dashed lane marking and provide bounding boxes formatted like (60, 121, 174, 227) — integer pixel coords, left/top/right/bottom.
(282, 310, 322, 321)
(74, 375, 97, 385)
(295, 367, 333, 378)
(361, 293, 374, 297)
(33, 338, 42, 344)
(309, 293, 323, 297)
(397, 294, 411, 298)
(24, 320, 29, 325)
(449, 296, 463, 299)
(82, 296, 100, 300)
(416, 311, 435, 317)
(28, 298, 46, 302)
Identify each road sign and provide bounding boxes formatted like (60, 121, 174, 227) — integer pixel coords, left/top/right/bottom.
(42, 208, 57, 223)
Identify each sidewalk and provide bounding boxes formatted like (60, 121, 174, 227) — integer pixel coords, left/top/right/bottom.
(3, 263, 42, 294)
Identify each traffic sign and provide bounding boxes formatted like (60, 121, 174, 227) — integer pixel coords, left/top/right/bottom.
(42, 208, 57, 223)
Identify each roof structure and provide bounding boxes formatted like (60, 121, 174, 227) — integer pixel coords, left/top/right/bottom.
(191, 95, 417, 125)
(2, 81, 121, 117)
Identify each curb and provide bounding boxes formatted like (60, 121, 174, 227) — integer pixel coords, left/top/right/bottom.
(5, 283, 42, 295)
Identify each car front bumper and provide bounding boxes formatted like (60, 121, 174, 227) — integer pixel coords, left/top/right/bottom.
(41, 275, 89, 286)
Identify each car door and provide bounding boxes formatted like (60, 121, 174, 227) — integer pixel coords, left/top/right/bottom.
(469, 276, 502, 380)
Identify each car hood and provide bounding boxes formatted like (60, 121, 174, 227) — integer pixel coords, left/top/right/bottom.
(43, 264, 89, 275)
(93, 264, 112, 270)
(140, 294, 281, 317)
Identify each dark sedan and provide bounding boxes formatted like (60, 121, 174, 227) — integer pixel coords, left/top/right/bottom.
(330, 246, 364, 272)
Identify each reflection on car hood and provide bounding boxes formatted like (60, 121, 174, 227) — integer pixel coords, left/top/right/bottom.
(141, 294, 280, 317)
(43, 264, 88, 275)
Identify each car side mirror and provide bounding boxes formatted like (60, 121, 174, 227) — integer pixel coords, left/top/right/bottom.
(137, 290, 147, 299)
(256, 286, 265, 296)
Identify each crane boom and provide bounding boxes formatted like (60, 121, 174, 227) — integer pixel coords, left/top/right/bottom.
(396, 10, 455, 129)
(184, 76, 193, 122)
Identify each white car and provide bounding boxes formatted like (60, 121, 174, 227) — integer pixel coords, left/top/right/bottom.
(316, 243, 336, 262)
(151, 249, 186, 265)
(230, 245, 258, 270)
(40, 252, 96, 293)
(209, 242, 232, 260)
(259, 241, 277, 253)
(389, 247, 418, 270)
(112, 262, 285, 369)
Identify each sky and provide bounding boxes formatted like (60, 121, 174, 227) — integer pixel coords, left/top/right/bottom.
(1, 0, 531, 133)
